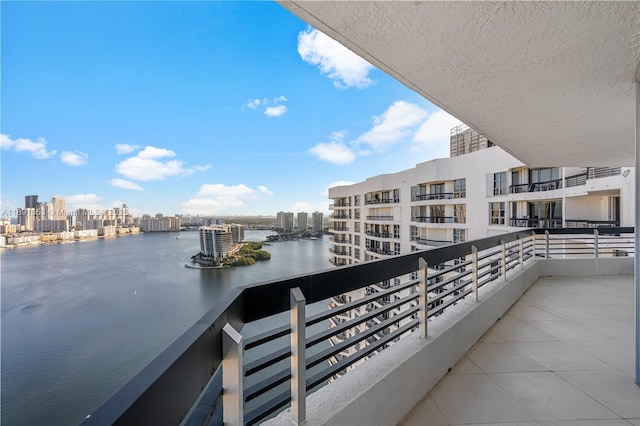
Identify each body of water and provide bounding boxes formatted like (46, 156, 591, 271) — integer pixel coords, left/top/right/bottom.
(1, 231, 331, 425)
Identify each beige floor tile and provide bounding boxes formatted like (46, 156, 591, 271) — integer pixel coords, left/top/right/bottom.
(511, 341, 613, 371)
(565, 338, 635, 370)
(400, 394, 448, 426)
(489, 372, 619, 421)
(491, 318, 557, 342)
(449, 357, 483, 375)
(557, 370, 640, 419)
(506, 305, 565, 321)
(430, 374, 534, 425)
(468, 342, 548, 374)
(526, 319, 608, 341)
(538, 420, 631, 426)
(577, 319, 635, 339)
(625, 419, 640, 426)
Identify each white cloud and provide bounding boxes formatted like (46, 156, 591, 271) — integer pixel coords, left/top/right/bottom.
(115, 144, 140, 155)
(320, 180, 356, 197)
(0, 134, 57, 159)
(246, 98, 264, 109)
(357, 101, 428, 151)
(298, 27, 374, 89)
(115, 145, 209, 182)
(264, 105, 287, 117)
(258, 185, 274, 196)
(193, 164, 213, 172)
(413, 110, 463, 147)
(65, 194, 105, 212)
(247, 95, 288, 117)
(181, 183, 268, 215)
(309, 131, 356, 165)
(60, 151, 89, 166)
(110, 178, 144, 191)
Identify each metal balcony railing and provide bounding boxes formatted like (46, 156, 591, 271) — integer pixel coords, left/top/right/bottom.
(413, 192, 454, 201)
(509, 217, 563, 228)
(366, 216, 394, 221)
(415, 237, 453, 247)
(588, 167, 621, 179)
(413, 216, 455, 224)
(365, 231, 393, 238)
(364, 198, 400, 205)
(81, 227, 634, 426)
(509, 179, 562, 193)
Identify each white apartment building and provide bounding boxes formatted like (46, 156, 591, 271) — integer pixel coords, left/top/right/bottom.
(297, 212, 308, 232)
(312, 211, 323, 233)
(199, 225, 234, 259)
(328, 135, 634, 371)
(276, 211, 294, 232)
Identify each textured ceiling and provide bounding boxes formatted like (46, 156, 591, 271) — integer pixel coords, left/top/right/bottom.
(279, 1, 640, 166)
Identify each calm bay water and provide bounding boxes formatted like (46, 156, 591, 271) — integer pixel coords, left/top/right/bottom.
(1, 231, 331, 425)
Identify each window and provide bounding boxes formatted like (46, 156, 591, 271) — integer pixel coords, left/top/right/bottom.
(453, 228, 466, 243)
(355, 209, 360, 220)
(355, 222, 360, 232)
(430, 205, 445, 222)
(430, 183, 445, 198)
(454, 178, 466, 198)
(393, 224, 400, 239)
(354, 235, 360, 246)
(489, 202, 505, 225)
(454, 204, 466, 223)
(354, 195, 360, 206)
(394, 242, 401, 255)
(493, 172, 507, 195)
(354, 248, 360, 260)
(393, 189, 400, 202)
(410, 225, 418, 241)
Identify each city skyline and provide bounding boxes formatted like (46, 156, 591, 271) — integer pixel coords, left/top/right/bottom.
(1, 2, 460, 217)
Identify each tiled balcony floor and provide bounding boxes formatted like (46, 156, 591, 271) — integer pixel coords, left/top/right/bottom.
(401, 275, 640, 426)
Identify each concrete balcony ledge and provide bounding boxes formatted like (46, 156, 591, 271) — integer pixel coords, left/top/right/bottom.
(265, 257, 634, 426)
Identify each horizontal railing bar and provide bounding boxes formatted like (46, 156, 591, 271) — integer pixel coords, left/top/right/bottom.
(428, 280, 470, 305)
(428, 286, 472, 316)
(428, 259, 473, 280)
(244, 347, 291, 378)
(477, 248, 502, 262)
(244, 324, 290, 350)
(307, 306, 419, 370)
(477, 264, 501, 282)
(306, 319, 420, 390)
(428, 269, 472, 293)
(306, 294, 419, 348)
(245, 390, 290, 426)
(244, 369, 291, 404)
(183, 365, 223, 426)
(307, 279, 419, 327)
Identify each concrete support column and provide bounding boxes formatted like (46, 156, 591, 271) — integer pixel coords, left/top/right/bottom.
(635, 81, 640, 386)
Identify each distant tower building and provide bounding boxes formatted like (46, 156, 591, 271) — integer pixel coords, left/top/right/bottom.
(276, 211, 294, 232)
(297, 212, 308, 232)
(18, 208, 36, 231)
(449, 124, 494, 157)
(230, 224, 245, 243)
(25, 195, 38, 209)
(199, 226, 233, 259)
(312, 211, 324, 233)
(51, 197, 67, 220)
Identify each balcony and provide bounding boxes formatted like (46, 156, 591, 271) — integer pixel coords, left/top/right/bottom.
(415, 237, 453, 247)
(509, 217, 563, 228)
(413, 193, 455, 201)
(81, 228, 636, 426)
(365, 215, 394, 221)
(509, 179, 562, 194)
(365, 198, 400, 205)
(365, 230, 392, 238)
(413, 216, 455, 224)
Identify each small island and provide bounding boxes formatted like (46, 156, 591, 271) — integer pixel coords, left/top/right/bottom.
(187, 225, 271, 269)
(190, 241, 271, 267)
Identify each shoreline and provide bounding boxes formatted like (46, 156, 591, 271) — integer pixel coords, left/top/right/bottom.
(1, 232, 142, 249)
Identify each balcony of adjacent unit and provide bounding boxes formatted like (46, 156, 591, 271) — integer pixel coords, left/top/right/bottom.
(331, 221, 349, 233)
(411, 204, 466, 228)
(411, 179, 466, 203)
(332, 197, 351, 208)
(328, 235, 351, 245)
(364, 223, 399, 240)
(509, 200, 563, 229)
(364, 189, 400, 205)
(412, 227, 453, 248)
(329, 245, 351, 258)
(365, 207, 395, 222)
(365, 239, 398, 257)
(509, 167, 563, 195)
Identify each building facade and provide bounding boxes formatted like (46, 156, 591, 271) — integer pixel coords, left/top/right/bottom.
(297, 212, 308, 232)
(276, 211, 294, 232)
(199, 225, 234, 259)
(312, 211, 324, 233)
(327, 132, 634, 372)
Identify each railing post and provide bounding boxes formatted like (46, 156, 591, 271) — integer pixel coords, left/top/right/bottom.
(500, 239, 507, 281)
(290, 287, 306, 425)
(519, 235, 525, 269)
(594, 229, 599, 259)
(222, 323, 244, 426)
(545, 230, 550, 258)
(418, 258, 428, 338)
(471, 245, 479, 302)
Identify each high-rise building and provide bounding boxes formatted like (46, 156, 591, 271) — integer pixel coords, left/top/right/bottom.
(276, 211, 294, 232)
(327, 126, 633, 372)
(297, 212, 308, 232)
(312, 211, 323, 233)
(230, 224, 245, 243)
(199, 226, 233, 259)
(51, 197, 66, 220)
(25, 195, 38, 209)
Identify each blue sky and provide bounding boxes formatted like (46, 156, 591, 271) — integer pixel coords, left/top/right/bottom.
(1, 2, 461, 217)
